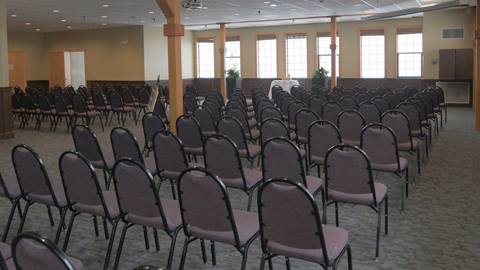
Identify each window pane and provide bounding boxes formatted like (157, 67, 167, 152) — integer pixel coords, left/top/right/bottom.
(361, 35, 385, 78)
(397, 33, 422, 77)
(317, 36, 339, 77)
(225, 40, 241, 74)
(257, 39, 277, 78)
(286, 35, 308, 78)
(197, 41, 215, 78)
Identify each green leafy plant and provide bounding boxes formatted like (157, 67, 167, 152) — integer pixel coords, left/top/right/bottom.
(226, 68, 240, 79)
(312, 68, 329, 88)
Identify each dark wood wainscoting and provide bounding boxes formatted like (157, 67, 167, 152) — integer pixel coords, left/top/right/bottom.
(338, 78, 437, 90)
(27, 80, 49, 89)
(0, 87, 14, 139)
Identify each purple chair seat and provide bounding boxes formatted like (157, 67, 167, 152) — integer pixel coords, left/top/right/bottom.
(247, 111, 255, 118)
(184, 147, 203, 155)
(267, 224, 348, 265)
(305, 176, 323, 195)
(76, 111, 99, 117)
(246, 129, 260, 140)
(371, 157, 408, 172)
(0, 241, 11, 260)
(190, 210, 259, 246)
(126, 199, 182, 231)
(69, 257, 84, 270)
(239, 144, 261, 159)
(310, 155, 325, 166)
(297, 136, 308, 144)
(220, 169, 262, 189)
(398, 138, 420, 151)
(329, 183, 387, 205)
(248, 119, 257, 129)
(73, 191, 120, 218)
(160, 170, 182, 180)
(0, 176, 21, 198)
(91, 155, 115, 170)
(289, 131, 297, 140)
(28, 181, 67, 207)
(144, 157, 158, 175)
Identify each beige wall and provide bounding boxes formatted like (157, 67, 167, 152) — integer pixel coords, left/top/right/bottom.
(193, 8, 474, 80)
(7, 31, 47, 80)
(0, 0, 9, 87)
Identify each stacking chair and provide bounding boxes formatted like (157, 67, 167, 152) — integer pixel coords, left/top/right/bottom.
(142, 113, 166, 155)
(0, 171, 22, 242)
(257, 179, 352, 270)
(358, 101, 381, 124)
(92, 91, 111, 122)
(204, 134, 263, 211)
(262, 137, 322, 196)
(321, 101, 342, 124)
(136, 88, 151, 115)
(153, 96, 170, 127)
(337, 110, 366, 145)
(371, 97, 390, 114)
(361, 124, 409, 211)
(309, 95, 324, 117)
(72, 95, 104, 131)
(226, 106, 259, 141)
(152, 130, 189, 199)
(111, 159, 182, 270)
(260, 118, 292, 146)
(58, 152, 120, 270)
(382, 110, 422, 174)
(397, 102, 429, 157)
(193, 106, 217, 137)
(339, 96, 358, 110)
(110, 127, 158, 185)
(217, 116, 260, 167)
(12, 145, 68, 244)
(259, 106, 283, 122)
(177, 168, 259, 270)
(0, 240, 13, 269)
(11, 232, 83, 270)
(184, 92, 197, 114)
(109, 92, 136, 126)
(37, 95, 55, 131)
(308, 120, 342, 176)
(287, 101, 305, 130)
(203, 100, 223, 124)
(295, 108, 319, 145)
(324, 144, 388, 258)
(176, 114, 204, 160)
(53, 96, 73, 132)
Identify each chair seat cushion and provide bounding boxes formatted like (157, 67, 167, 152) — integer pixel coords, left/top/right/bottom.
(126, 199, 182, 231)
(27, 181, 67, 207)
(310, 155, 325, 166)
(239, 144, 261, 159)
(70, 256, 83, 270)
(73, 191, 120, 218)
(184, 147, 203, 156)
(91, 155, 115, 170)
(144, 158, 158, 176)
(266, 224, 348, 264)
(398, 138, 420, 151)
(328, 182, 387, 205)
(248, 119, 257, 129)
(246, 129, 260, 141)
(160, 170, 182, 180)
(220, 169, 262, 190)
(297, 136, 308, 144)
(371, 157, 408, 172)
(0, 241, 11, 260)
(0, 176, 21, 198)
(305, 176, 323, 195)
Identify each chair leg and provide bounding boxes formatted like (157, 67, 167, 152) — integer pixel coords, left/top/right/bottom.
(417, 150, 421, 175)
(405, 167, 409, 198)
(99, 116, 105, 132)
(179, 237, 191, 270)
(54, 208, 67, 244)
(103, 219, 119, 270)
(240, 244, 252, 270)
(169, 179, 177, 200)
(347, 244, 353, 270)
(113, 222, 129, 270)
(322, 199, 328, 225)
(47, 206, 55, 226)
(166, 228, 181, 269)
(2, 199, 19, 241)
(153, 229, 160, 251)
(63, 212, 78, 251)
(285, 257, 291, 270)
(201, 240, 208, 263)
(385, 196, 389, 235)
(335, 202, 339, 227)
(210, 241, 216, 266)
(400, 173, 405, 213)
(103, 218, 109, 240)
(260, 254, 266, 270)
(247, 191, 254, 212)
(93, 216, 100, 237)
(376, 204, 382, 259)
(17, 202, 32, 234)
(267, 255, 273, 270)
(143, 226, 150, 250)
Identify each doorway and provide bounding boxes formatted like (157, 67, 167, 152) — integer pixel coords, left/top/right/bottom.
(8, 51, 26, 89)
(49, 51, 86, 89)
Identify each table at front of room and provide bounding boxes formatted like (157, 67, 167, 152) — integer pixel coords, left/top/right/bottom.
(268, 80, 300, 99)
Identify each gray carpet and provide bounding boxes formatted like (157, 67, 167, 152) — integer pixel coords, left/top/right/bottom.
(1, 107, 479, 270)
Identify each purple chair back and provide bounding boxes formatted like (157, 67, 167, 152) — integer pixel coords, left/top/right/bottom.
(152, 130, 188, 175)
(216, 116, 248, 151)
(321, 101, 342, 124)
(109, 92, 124, 111)
(193, 106, 216, 134)
(397, 102, 422, 133)
(324, 145, 377, 204)
(176, 114, 203, 149)
(339, 97, 358, 110)
(308, 120, 341, 162)
(110, 127, 144, 165)
(309, 95, 324, 117)
(287, 101, 305, 127)
(204, 134, 244, 181)
(381, 110, 413, 146)
(260, 118, 289, 145)
(72, 125, 106, 166)
(358, 101, 381, 124)
(260, 106, 282, 122)
(177, 168, 240, 245)
(337, 110, 365, 143)
(361, 124, 400, 170)
(371, 97, 390, 113)
(226, 107, 249, 130)
(72, 95, 87, 114)
(295, 108, 319, 140)
(142, 113, 166, 147)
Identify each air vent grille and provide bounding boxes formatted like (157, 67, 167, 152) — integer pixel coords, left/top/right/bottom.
(442, 28, 464, 39)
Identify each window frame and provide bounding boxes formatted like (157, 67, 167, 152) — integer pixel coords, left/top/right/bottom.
(196, 37, 215, 79)
(360, 29, 386, 79)
(317, 32, 340, 77)
(396, 30, 423, 78)
(256, 34, 278, 79)
(285, 33, 308, 79)
(225, 36, 241, 75)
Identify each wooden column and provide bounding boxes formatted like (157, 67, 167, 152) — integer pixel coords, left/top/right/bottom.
(476, 2, 480, 130)
(156, 0, 184, 132)
(0, 0, 13, 139)
(219, 23, 227, 99)
(330, 16, 337, 89)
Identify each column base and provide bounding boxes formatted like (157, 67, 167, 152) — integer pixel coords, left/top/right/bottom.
(0, 87, 14, 140)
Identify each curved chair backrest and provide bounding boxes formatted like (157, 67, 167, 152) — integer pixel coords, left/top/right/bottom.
(138, 88, 151, 106)
(92, 91, 107, 108)
(216, 116, 248, 151)
(337, 110, 366, 143)
(381, 110, 413, 146)
(358, 101, 381, 124)
(371, 97, 390, 114)
(260, 118, 290, 146)
(72, 95, 87, 114)
(12, 232, 78, 270)
(257, 179, 328, 263)
(203, 100, 222, 123)
(59, 151, 112, 218)
(38, 95, 52, 112)
(110, 127, 144, 165)
(112, 159, 168, 229)
(354, 92, 370, 103)
(309, 95, 324, 117)
(321, 101, 342, 124)
(109, 92, 124, 110)
(54, 96, 69, 114)
(183, 93, 197, 113)
(287, 101, 305, 127)
(177, 168, 241, 246)
(295, 108, 319, 141)
(259, 106, 283, 122)
(397, 102, 422, 133)
(72, 125, 107, 169)
(12, 145, 59, 204)
(324, 145, 377, 205)
(142, 113, 166, 148)
(176, 114, 203, 149)
(203, 135, 245, 185)
(339, 96, 358, 110)
(152, 130, 189, 176)
(308, 120, 342, 163)
(153, 96, 168, 120)
(384, 94, 401, 108)
(226, 107, 249, 130)
(262, 137, 306, 187)
(361, 124, 400, 171)
(193, 106, 217, 134)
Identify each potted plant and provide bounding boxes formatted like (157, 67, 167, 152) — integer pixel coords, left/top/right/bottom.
(312, 67, 329, 89)
(226, 68, 240, 98)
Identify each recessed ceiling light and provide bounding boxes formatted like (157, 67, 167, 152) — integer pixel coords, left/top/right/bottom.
(35, 28, 41, 31)
(148, 11, 155, 14)
(140, 20, 146, 23)
(101, 15, 108, 19)
(234, 13, 240, 16)
(67, 26, 72, 29)
(10, 14, 17, 17)
(60, 19, 67, 22)
(269, 4, 278, 7)
(53, 9, 60, 13)
(102, 23, 108, 26)
(25, 22, 31, 25)
(184, 16, 190, 19)
(264, 1, 271, 3)
(354, 3, 362, 6)
(102, 4, 110, 8)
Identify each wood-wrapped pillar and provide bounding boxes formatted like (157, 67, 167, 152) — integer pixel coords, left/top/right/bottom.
(219, 23, 227, 99)
(330, 16, 337, 89)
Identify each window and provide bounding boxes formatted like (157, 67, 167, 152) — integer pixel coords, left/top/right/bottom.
(317, 34, 340, 77)
(257, 35, 277, 78)
(397, 32, 422, 77)
(225, 37, 241, 74)
(196, 38, 215, 78)
(286, 34, 308, 78)
(360, 31, 385, 78)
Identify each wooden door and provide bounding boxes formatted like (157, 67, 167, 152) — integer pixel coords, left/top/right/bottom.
(439, 49, 456, 80)
(455, 49, 473, 80)
(8, 51, 26, 89)
(49, 52, 66, 87)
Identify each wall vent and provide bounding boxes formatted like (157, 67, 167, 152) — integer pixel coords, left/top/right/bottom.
(442, 28, 464, 39)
